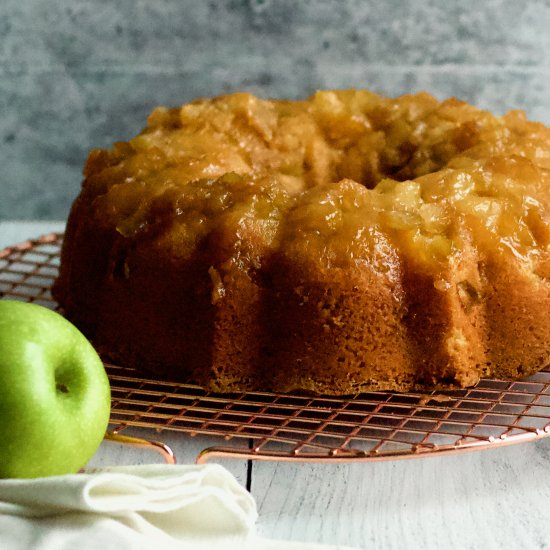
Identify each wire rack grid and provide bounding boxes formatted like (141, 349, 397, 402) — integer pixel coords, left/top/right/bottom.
(2, 233, 550, 464)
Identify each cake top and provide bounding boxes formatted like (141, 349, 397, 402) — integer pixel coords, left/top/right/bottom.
(80, 90, 550, 274)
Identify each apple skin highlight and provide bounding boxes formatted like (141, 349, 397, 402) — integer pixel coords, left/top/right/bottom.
(0, 300, 111, 478)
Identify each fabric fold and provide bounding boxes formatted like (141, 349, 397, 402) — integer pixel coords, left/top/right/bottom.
(0, 464, 357, 550)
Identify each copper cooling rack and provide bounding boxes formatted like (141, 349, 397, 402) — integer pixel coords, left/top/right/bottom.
(2, 233, 550, 464)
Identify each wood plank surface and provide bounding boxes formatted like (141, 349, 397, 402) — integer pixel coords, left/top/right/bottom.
(250, 438, 550, 549)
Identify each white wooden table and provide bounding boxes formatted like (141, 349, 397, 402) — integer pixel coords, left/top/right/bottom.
(2, 221, 550, 550)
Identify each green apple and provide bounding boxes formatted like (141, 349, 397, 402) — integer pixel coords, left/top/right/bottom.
(0, 300, 111, 478)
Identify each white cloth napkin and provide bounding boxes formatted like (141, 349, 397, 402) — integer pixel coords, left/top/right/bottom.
(0, 464, 355, 550)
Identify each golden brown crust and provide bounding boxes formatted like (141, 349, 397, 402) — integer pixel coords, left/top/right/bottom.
(53, 90, 550, 394)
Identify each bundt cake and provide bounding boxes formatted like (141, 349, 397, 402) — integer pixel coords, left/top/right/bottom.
(53, 90, 550, 394)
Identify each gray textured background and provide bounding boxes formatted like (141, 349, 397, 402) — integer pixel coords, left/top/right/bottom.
(2, 0, 550, 220)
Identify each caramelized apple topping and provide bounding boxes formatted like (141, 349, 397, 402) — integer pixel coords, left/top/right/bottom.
(82, 91, 550, 272)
